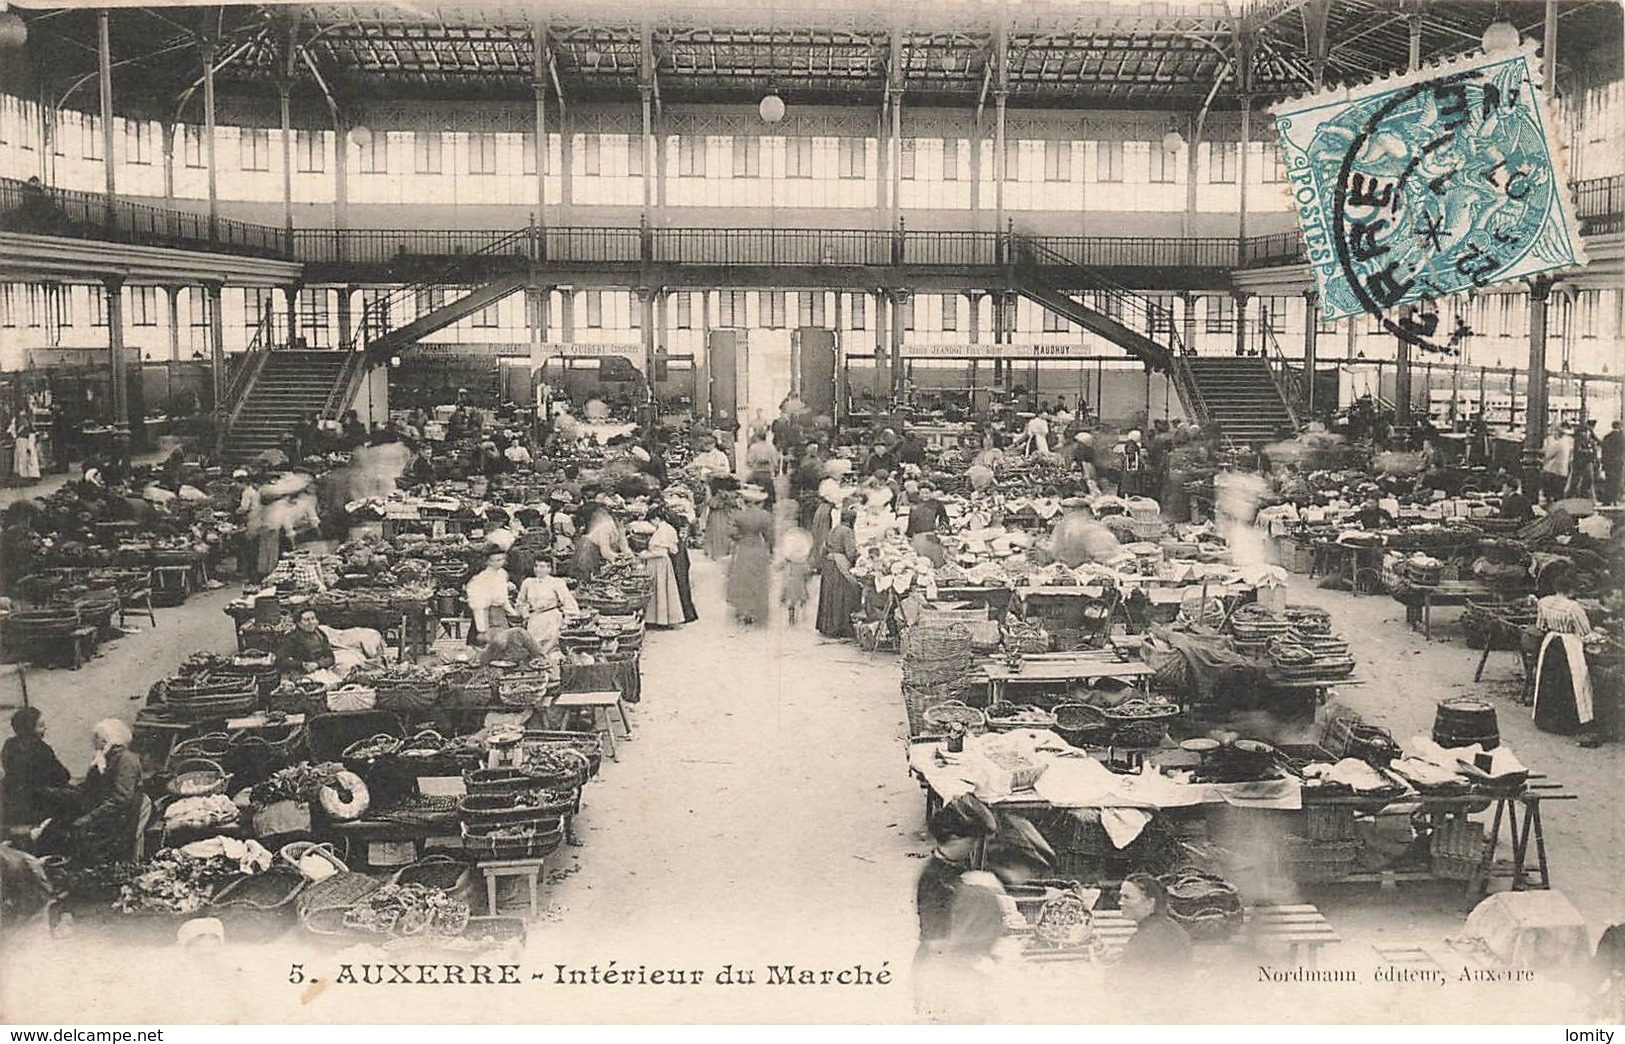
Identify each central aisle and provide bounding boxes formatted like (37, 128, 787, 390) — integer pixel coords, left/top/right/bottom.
(529, 552, 924, 1022)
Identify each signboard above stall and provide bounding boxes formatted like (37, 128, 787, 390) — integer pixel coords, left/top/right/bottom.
(845, 343, 1091, 360)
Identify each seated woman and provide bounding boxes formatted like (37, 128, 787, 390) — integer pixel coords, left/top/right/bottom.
(276, 608, 337, 678)
(1, 708, 70, 831)
(1108, 872, 1194, 1003)
(36, 719, 143, 865)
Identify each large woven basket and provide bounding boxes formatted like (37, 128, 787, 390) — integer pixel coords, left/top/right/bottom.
(1053, 703, 1113, 748)
(461, 818, 566, 862)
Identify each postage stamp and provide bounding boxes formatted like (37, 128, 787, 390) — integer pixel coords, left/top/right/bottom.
(1271, 43, 1588, 349)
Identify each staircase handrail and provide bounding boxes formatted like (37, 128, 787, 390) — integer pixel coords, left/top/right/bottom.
(1261, 326, 1305, 428)
(1170, 354, 1211, 430)
(216, 307, 277, 440)
(319, 348, 366, 421)
(1010, 235, 1190, 357)
(345, 226, 533, 353)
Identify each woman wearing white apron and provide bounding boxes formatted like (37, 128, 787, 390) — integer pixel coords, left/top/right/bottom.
(517, 556, 578, 659)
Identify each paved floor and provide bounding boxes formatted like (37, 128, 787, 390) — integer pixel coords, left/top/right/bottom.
(1, 546, 1617, 1023)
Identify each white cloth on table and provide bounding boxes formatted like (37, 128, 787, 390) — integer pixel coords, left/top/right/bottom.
(180, 836, 273, 874)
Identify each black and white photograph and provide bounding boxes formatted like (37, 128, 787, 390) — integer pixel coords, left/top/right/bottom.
(0, 0, 1620, 1027)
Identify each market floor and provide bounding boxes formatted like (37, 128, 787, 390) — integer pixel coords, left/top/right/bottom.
(4, 553, 1621, 1024)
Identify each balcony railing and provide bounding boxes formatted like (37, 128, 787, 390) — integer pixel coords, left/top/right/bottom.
(0, 176, 292, 260)
(5, 169, 1617, 276)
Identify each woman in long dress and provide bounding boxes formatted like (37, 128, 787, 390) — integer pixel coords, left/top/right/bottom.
(704, 479, 741, 560)
(12, 423, 40, 483)
(641, 509, 687, 628)
(816, 505, 864, 639)
(726, 488, 774, 626)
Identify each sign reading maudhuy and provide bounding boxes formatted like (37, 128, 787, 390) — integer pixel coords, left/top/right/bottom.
(845, 343, 1090, 360)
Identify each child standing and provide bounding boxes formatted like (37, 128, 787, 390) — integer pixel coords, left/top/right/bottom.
(778, 526, 813, 626)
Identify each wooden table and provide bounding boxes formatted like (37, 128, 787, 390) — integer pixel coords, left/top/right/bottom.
(980, 652, 1155, 704)
(1018, 904, 1340, 967)
(1396, 580, 1496, 640)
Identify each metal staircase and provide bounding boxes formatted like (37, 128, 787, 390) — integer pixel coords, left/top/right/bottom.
(1174, 356, 1297, 446)
(219, 229, 534, 458)
(1010, 236, 1182, 373)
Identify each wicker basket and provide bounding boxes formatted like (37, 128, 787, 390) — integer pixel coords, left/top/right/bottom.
(374, 679, 443, 713)
(984, 702, 1058, 732)
(167, 757, 230, 798)
(1053, 703, 1114, 748)
(922, 701, 988, 735)
(1429, 815, 1487, 880)
(522, 731, 604, 779)
(390, 853, 476, 894)
(297, 871, 381, 921)
(461, 818, 566, 862)
(208, 865, 305, 941)
(1284, 837, 1358, 883)
(458, 788, 578, 828)
(167, 732, 232, 765)
(1111, 719, 1169, 748)
(1299, 803, 1359, 842)
(1000, 622, 1053, 655)
(279, 841, 349, 881)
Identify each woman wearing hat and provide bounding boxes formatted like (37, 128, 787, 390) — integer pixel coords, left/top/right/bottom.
(572, 502, 629, 580)
(703, 476, 741, 561)
(726, 486, 774, 626)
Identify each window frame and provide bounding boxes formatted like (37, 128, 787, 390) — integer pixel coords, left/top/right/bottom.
(468, 132, 498, 176)
(786, 136, 813, 179)
(584, 290, 604, 329)
(1043, 140, 1071, 182)
(1209, 141, 1238, 184)
(415, 131, 443, 174)
(1096, 141, 1123, 183)
(732, 135, 760, 178)
(941, 138, 959, 181)
(678, 135, 706, 178)
(1148, 140, 1179, 184)
(850, 292, 866, 331)
(295, 129, 325, 174)
(130, 286, 159, 328)
(837, 137, 866, 179)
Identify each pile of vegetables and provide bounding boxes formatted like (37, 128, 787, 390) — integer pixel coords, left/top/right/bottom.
(340, 883, 471, 938)
(251, 761, 344, 806)
(850, 537, 937, 595)
(115, 849, 241, 915)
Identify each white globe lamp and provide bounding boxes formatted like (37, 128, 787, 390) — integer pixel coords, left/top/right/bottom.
(0, 11, 27, 49)
(1481, 20, 1520, 53)
(759, 92, 786, 124)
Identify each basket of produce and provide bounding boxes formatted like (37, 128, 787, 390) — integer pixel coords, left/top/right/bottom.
(518, 745, 591, 790)
(372, 678, 443, 714)
(1053, 703, 1114, 748)
(497, 672, 557, 709)
(396, 730, 467, 777)
(458, 788, 578, 829)
(335, 882, 473, 940)
(326, 684, 378, 713)
(1282, 604, 1333, 635)
(1322, 715, 1400, 765)
(1158, 870, 1244, 941)
(984, 703, 1058, 732)
(390, 853, 476, 896)
(1000, 618, 1052, 655)
(166, 757, 230, 799)
(922, 700, 988, 735)
(523, 731, 604, 779)
(1031, 888, 1099, 951)
(279, 841, 348, 882)
(1101, 697, 1182, 726)
(463, 766, 541, 799)
(461, 817, 566, 862)
(342, 733, 403, 765)
(115, 847, 242, 919)
(207, 865, 306, 941)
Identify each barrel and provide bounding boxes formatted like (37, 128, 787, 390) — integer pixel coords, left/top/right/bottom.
(1433, 698, 1500, 750)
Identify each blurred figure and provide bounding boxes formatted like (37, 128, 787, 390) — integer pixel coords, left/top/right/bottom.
(727, 487, 774, 627)
(1, 708, 70, 830)
(778, 527, 814, 626)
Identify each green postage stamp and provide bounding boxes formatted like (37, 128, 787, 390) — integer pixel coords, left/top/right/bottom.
(1271, 43, 1588, 346)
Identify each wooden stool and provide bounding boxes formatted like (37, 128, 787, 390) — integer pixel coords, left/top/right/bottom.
(480, 857, 546, 919)
(551, 690, 632, 760)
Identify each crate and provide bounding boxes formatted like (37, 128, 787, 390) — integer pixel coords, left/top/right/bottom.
(1299, 802, 1358, 841)
(1282, 539, 1317, 575)
(1284, 837, 1358, 883)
